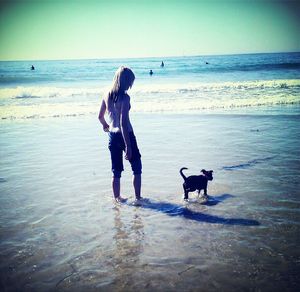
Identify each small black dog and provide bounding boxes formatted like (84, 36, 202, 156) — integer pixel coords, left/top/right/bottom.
(180, 167, 213, 200)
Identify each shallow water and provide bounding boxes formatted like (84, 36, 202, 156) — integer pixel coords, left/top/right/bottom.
(0, 112, 299, 291)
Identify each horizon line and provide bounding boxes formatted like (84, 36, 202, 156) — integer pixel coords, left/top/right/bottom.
(0, 50, 299, 62)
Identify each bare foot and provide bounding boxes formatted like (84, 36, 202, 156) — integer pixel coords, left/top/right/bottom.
(132, 199, 143, 206)
(132, 197, 148, 206)
(115, 196, 128, 203)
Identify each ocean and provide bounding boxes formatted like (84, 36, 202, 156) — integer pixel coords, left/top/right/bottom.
(0, 53, 300, 291)
(1, 52, 300, 119)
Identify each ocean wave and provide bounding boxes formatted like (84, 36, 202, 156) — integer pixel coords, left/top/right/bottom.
(133, 79, 300, 95)
(1, 79, 300, 119)
(0, 86, 107, 100)
(0, 79, 299, 100)
(133, 100, 300, 113)
(221, 156, 277, 171)
(1, 97, 300, 120)
(219, 62, 300, 72)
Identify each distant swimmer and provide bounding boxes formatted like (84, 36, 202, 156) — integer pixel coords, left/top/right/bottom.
(161, 61, 164, 67)
(205, 62, 209, 65)
(149, 69, 153, 76)
(31, 65, 35, 70)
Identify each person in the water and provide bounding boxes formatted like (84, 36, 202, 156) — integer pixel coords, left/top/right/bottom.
(98, 66, 143, 204)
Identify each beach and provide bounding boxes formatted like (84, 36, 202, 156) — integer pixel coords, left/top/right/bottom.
(0, 111, 300, 291)
(1, 53, 300, 291)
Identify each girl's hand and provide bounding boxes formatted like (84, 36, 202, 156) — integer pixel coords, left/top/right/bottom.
(103, 124, 109, 132)
(125, 146, 132, 160)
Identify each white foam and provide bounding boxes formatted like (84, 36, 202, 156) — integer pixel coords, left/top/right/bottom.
(1, 79, 299, 100)
(132, 79, 300, 95)
(0, 86, 108, 100)
(0, 79, 299, 119)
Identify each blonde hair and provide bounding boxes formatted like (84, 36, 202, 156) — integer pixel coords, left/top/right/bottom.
(108, 66, 135, 103)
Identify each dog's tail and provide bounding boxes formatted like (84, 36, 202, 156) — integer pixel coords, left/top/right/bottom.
(179, 167, 188, 181)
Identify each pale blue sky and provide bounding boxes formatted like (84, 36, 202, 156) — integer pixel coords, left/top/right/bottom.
(0, 0, 299, 60)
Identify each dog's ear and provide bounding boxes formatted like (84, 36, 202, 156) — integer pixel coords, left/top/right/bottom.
(201, 169, 206, 174)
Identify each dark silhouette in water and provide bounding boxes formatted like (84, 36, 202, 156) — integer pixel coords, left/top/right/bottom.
(31, 65, 35, 70)
(221, 156, 277, 171)
(149, 69, 153, 76)
(203, 193, 234, 206)
(130, 195, 260, 226)
(161, 61, 164, 67)
(180, 167, 213, 200)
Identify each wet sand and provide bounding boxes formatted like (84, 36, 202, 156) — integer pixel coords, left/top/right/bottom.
(0, 112, 299, 291)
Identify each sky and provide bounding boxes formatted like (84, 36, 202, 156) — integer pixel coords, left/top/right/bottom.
(0, 0, 299, 61)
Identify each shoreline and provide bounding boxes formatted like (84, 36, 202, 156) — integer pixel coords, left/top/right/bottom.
(1, 51, 300, 289)
(1, 104, 300, 122)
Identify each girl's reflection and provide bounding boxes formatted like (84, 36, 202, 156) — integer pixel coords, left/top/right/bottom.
(112, 205, 144, 287)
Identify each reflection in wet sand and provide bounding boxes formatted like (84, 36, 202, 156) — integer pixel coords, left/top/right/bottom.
(112, 205, 144, 290)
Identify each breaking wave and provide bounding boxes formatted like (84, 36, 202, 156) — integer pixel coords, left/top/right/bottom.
(1, 79, 299, 100)
(0, 86, 106, 100)
(1, 79, 300, 119)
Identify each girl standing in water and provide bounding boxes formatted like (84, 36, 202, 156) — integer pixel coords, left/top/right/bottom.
(98, 66, 142, 204)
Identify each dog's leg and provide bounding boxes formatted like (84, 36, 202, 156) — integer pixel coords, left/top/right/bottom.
(183, 184, 189, 200)
(184, 191, 189, 200)
(197, 189, 201, 198)
(203, 188, 208, 199)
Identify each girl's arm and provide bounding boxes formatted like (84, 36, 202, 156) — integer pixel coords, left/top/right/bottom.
(120, 95, 132, 160)
(98, 99, 109, 132)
